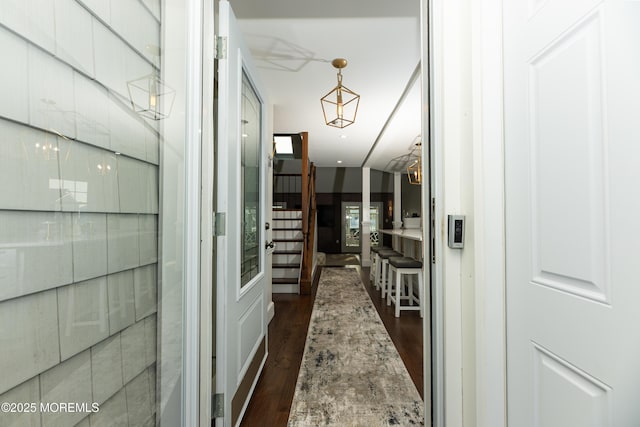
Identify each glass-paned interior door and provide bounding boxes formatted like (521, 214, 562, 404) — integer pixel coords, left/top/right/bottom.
(341, 202, 383, 253)
(342, 203, 361, 253)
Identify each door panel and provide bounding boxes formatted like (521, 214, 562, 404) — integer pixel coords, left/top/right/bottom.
(528, 13, 608, 304)
(216, 1, 268, 425)
(504, 0, 640, 425)
(533, 343, 611, 427)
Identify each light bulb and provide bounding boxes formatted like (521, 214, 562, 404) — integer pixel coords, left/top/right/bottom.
(149, 78, 158, 109)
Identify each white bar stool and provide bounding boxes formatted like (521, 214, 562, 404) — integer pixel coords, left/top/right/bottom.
(376, 249, 402, 298)
(370, 245, 391, 285)
(387, 256, 424, 318)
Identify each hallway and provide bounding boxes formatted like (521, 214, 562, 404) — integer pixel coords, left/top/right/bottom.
(240, 265, 424, 426)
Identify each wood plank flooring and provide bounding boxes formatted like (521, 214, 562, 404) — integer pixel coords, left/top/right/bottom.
(240, 266, 424, 426)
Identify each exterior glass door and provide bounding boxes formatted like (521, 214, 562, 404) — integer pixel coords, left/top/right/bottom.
(215, 2, 269, 425)
(343, 203, 361, 252)
(341, 202, 383, 253)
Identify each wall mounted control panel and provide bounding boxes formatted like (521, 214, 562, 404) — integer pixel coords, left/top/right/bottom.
(447, 215, 465, 249)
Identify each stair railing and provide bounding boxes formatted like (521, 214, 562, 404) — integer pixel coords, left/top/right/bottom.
(299, 162, 316, 294)
(299, 131, 316, 294)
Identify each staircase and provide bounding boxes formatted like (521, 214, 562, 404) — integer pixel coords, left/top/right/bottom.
(272, 209, 303, 293)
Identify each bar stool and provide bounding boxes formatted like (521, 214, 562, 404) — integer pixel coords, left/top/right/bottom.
(387, 256, 424, 318)
(370, 245, 391, 283)
(376, 249, 403, 297)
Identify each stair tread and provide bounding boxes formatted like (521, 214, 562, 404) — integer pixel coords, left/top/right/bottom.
(272, 263, 300, 268)
(273, 250, 302, 255)
(272, 277, 299, 284)
(272, 228, 303, 231)
(273, 238, 304, 242)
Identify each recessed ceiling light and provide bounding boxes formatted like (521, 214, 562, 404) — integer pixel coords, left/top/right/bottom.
(340, 134, 347, 139)
(337, 160, 343, 164)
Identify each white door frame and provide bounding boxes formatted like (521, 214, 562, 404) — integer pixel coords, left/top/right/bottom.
(199, 0, 216, 424)
(428, 0, 507, 426)
(196, 0, 510, 425)
(183, 0, 206, 426)
(469, 0, 507, 426)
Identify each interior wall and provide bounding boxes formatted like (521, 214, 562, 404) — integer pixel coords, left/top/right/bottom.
(0, 1, 159, 425)
(401, 174, 422, 218)
(315, 167, 393, 254)
(273, 163, 394, 253)
(316, 192, 393, 253)
(274, 161, 393, 193)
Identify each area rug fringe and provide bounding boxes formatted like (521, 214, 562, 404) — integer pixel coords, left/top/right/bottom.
(287, 267, 424, 427)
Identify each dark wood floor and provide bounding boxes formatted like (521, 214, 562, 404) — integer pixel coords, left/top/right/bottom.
(240, 265, 424, 427)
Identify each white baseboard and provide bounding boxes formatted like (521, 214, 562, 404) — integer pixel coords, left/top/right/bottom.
(267, 301, 275, 323)
(272, 284, 299, 294)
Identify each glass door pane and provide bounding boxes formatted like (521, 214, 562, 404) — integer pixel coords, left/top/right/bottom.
(370, 203, 382, 247)
(240, 71, 262, 287)
(341, 202, 384, 252)
(343, 204, 361, 252)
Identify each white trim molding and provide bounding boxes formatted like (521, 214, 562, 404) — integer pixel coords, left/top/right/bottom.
(431, 0, 508, 425)
(470, 0, 507, 426)
(184, 0, 204, 425)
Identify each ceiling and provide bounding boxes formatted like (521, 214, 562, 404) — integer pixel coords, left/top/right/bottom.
(231, 0, 423, 172)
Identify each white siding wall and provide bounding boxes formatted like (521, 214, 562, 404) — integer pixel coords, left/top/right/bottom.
(0, 0, 160, 425)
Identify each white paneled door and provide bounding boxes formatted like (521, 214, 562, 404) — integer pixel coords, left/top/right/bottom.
(216, 1, 269, 426)
(504, 0, 640, 425)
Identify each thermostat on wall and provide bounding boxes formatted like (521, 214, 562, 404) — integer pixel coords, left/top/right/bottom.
(448, 215, 465, 249)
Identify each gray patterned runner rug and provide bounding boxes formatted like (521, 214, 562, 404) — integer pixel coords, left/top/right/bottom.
(288, 267, 424, 426)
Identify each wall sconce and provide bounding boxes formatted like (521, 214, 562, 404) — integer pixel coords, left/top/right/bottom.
(127, 70, 175, 120)
(320, 58, 360, 129)
(407, 142, 422, 185)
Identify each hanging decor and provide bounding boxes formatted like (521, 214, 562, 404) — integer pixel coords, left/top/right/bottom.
(407, 142, 422, 185)
(320, 58, 360, 128)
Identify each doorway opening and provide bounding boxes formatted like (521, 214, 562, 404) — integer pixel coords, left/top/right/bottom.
(210, 1, 433, 426)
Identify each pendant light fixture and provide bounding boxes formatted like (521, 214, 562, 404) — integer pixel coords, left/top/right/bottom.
(127, 45, 175, 120)
(127, 70, 176, 120)
(407, 142, 422, 185)
(320, 58, 360, 128)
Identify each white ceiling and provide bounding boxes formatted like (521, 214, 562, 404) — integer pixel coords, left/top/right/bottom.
(232, 0, 422, 171)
